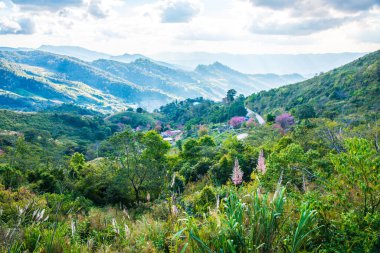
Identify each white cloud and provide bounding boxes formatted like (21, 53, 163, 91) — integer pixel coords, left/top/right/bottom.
(10, 0, 83, 11)
(0, 17, 35, 34)
(0, 0, 378, 55)
(250, 17, 349, 36)
(249, 0, 380, 13)
(247, 0, 374, 36)
(0, 1, 6, 10)
(160, 0, 201, 23)
(88, 0, 110, 19)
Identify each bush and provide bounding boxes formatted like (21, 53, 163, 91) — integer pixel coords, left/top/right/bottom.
(194, 185, 216, 213)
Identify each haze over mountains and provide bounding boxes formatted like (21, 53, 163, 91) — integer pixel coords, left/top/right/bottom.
(36, 45, 365, 75)
(0, 47, 306, 112)
(0, 45, 368, 113)
(154, 52, 367, 76)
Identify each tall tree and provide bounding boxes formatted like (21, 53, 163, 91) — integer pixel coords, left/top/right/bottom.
(110, 129, 170, 202)
(226, 89, 237, 103)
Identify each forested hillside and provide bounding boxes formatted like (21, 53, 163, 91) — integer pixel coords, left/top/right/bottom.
(0, 49, 304, 112)
(246, 50, 380, 120)
(0, 51, 170, 111)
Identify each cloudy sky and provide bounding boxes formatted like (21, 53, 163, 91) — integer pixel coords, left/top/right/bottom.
(0, 0, 379, 55)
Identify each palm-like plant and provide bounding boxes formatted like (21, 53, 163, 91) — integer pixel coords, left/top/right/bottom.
(289, 207, 319, 253)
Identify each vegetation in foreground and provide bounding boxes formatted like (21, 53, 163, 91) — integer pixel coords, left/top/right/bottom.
(0, 107, 379, 252)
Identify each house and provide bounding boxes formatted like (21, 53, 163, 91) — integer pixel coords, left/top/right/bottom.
(161, 130, 182, 138)
(161, 130, 183, 144)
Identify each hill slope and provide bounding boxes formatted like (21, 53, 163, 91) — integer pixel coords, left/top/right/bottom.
(246, 50, 380, 119)
(0, 51, 170, 111)
(0, 49, 305, 112)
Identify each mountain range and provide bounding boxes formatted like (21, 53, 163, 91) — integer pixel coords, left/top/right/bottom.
(35, 45, 366, 76)
(153, 52, 366, 76)
(0, 48, 304, 112)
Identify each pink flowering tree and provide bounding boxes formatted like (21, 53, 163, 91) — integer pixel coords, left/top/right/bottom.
(231, 158, 244, 185)
(246, 118, 256, 128)
(117, 123, 125, 131)
(256, 150, 266, 174)
(229, 116, 246, 128)
(155, 121, 162, 132)
(275, 113, 295, 133)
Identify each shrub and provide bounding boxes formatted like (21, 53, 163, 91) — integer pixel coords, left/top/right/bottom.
(194, 185, 216, 213)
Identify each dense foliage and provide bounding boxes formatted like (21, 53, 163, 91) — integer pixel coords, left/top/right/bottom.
(159, 95, 247, 128)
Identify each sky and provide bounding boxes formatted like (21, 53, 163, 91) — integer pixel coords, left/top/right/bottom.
(0, 0, 379, 55)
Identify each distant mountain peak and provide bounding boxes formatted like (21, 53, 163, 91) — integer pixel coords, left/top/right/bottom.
(211, 61, 226, 67)
(119, 53, 146, 58)
(195, 61, 240, 75)
(38, 45, 110, 62)
(133, 57, 153, 64)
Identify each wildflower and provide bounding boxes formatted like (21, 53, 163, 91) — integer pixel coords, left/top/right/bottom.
(231, 158, 244, 185)
(87, 239, 94, 250)
(171, 173, 176, 188)
(71, 220, 76, 237)
(37, 209, 45, 222)
(123, 208, 130, 219)
(112, 218, 120, 234)
(257, 150, 266, 174)
(147, 192, 151, 202)
(257, 187, 262, 199)
(124, 224, 131, 238)
(171, 205, 178, 217)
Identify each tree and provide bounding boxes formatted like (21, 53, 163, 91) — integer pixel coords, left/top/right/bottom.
(331, 138, 380, 216)
(296, 105, 316, 120)
(268, 143, 308, 191)
(198, 125, 208, 137)
(69, 152, 86, 178)
(110, 129, 170, 202)
(266, 113, 276, 123)
(227, 95, 247, 118)
(226, 89, 237, 103)
(229, 116, 245, 128)
(275, 113, 295, 133)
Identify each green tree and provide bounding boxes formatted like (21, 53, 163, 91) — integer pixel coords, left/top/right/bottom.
(69, 152, 86, 178)
(331, 138, 380, 216)
(226, 89, 237, 103)
(296, 104, 316, 119)
(268, 143, 309, 190)
(110, 129, 170, 202)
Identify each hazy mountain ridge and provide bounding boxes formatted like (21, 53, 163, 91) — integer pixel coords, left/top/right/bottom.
(35, 45, 366, 75)
(0, 48, 308, 112)
(0, 51, 171, 111)
(155, 52, 367, 75)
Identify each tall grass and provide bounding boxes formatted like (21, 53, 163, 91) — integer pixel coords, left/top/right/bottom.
(173, 185, 319, 253)
(289, 206, 319, 253)
(247, 186, 286, 252)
